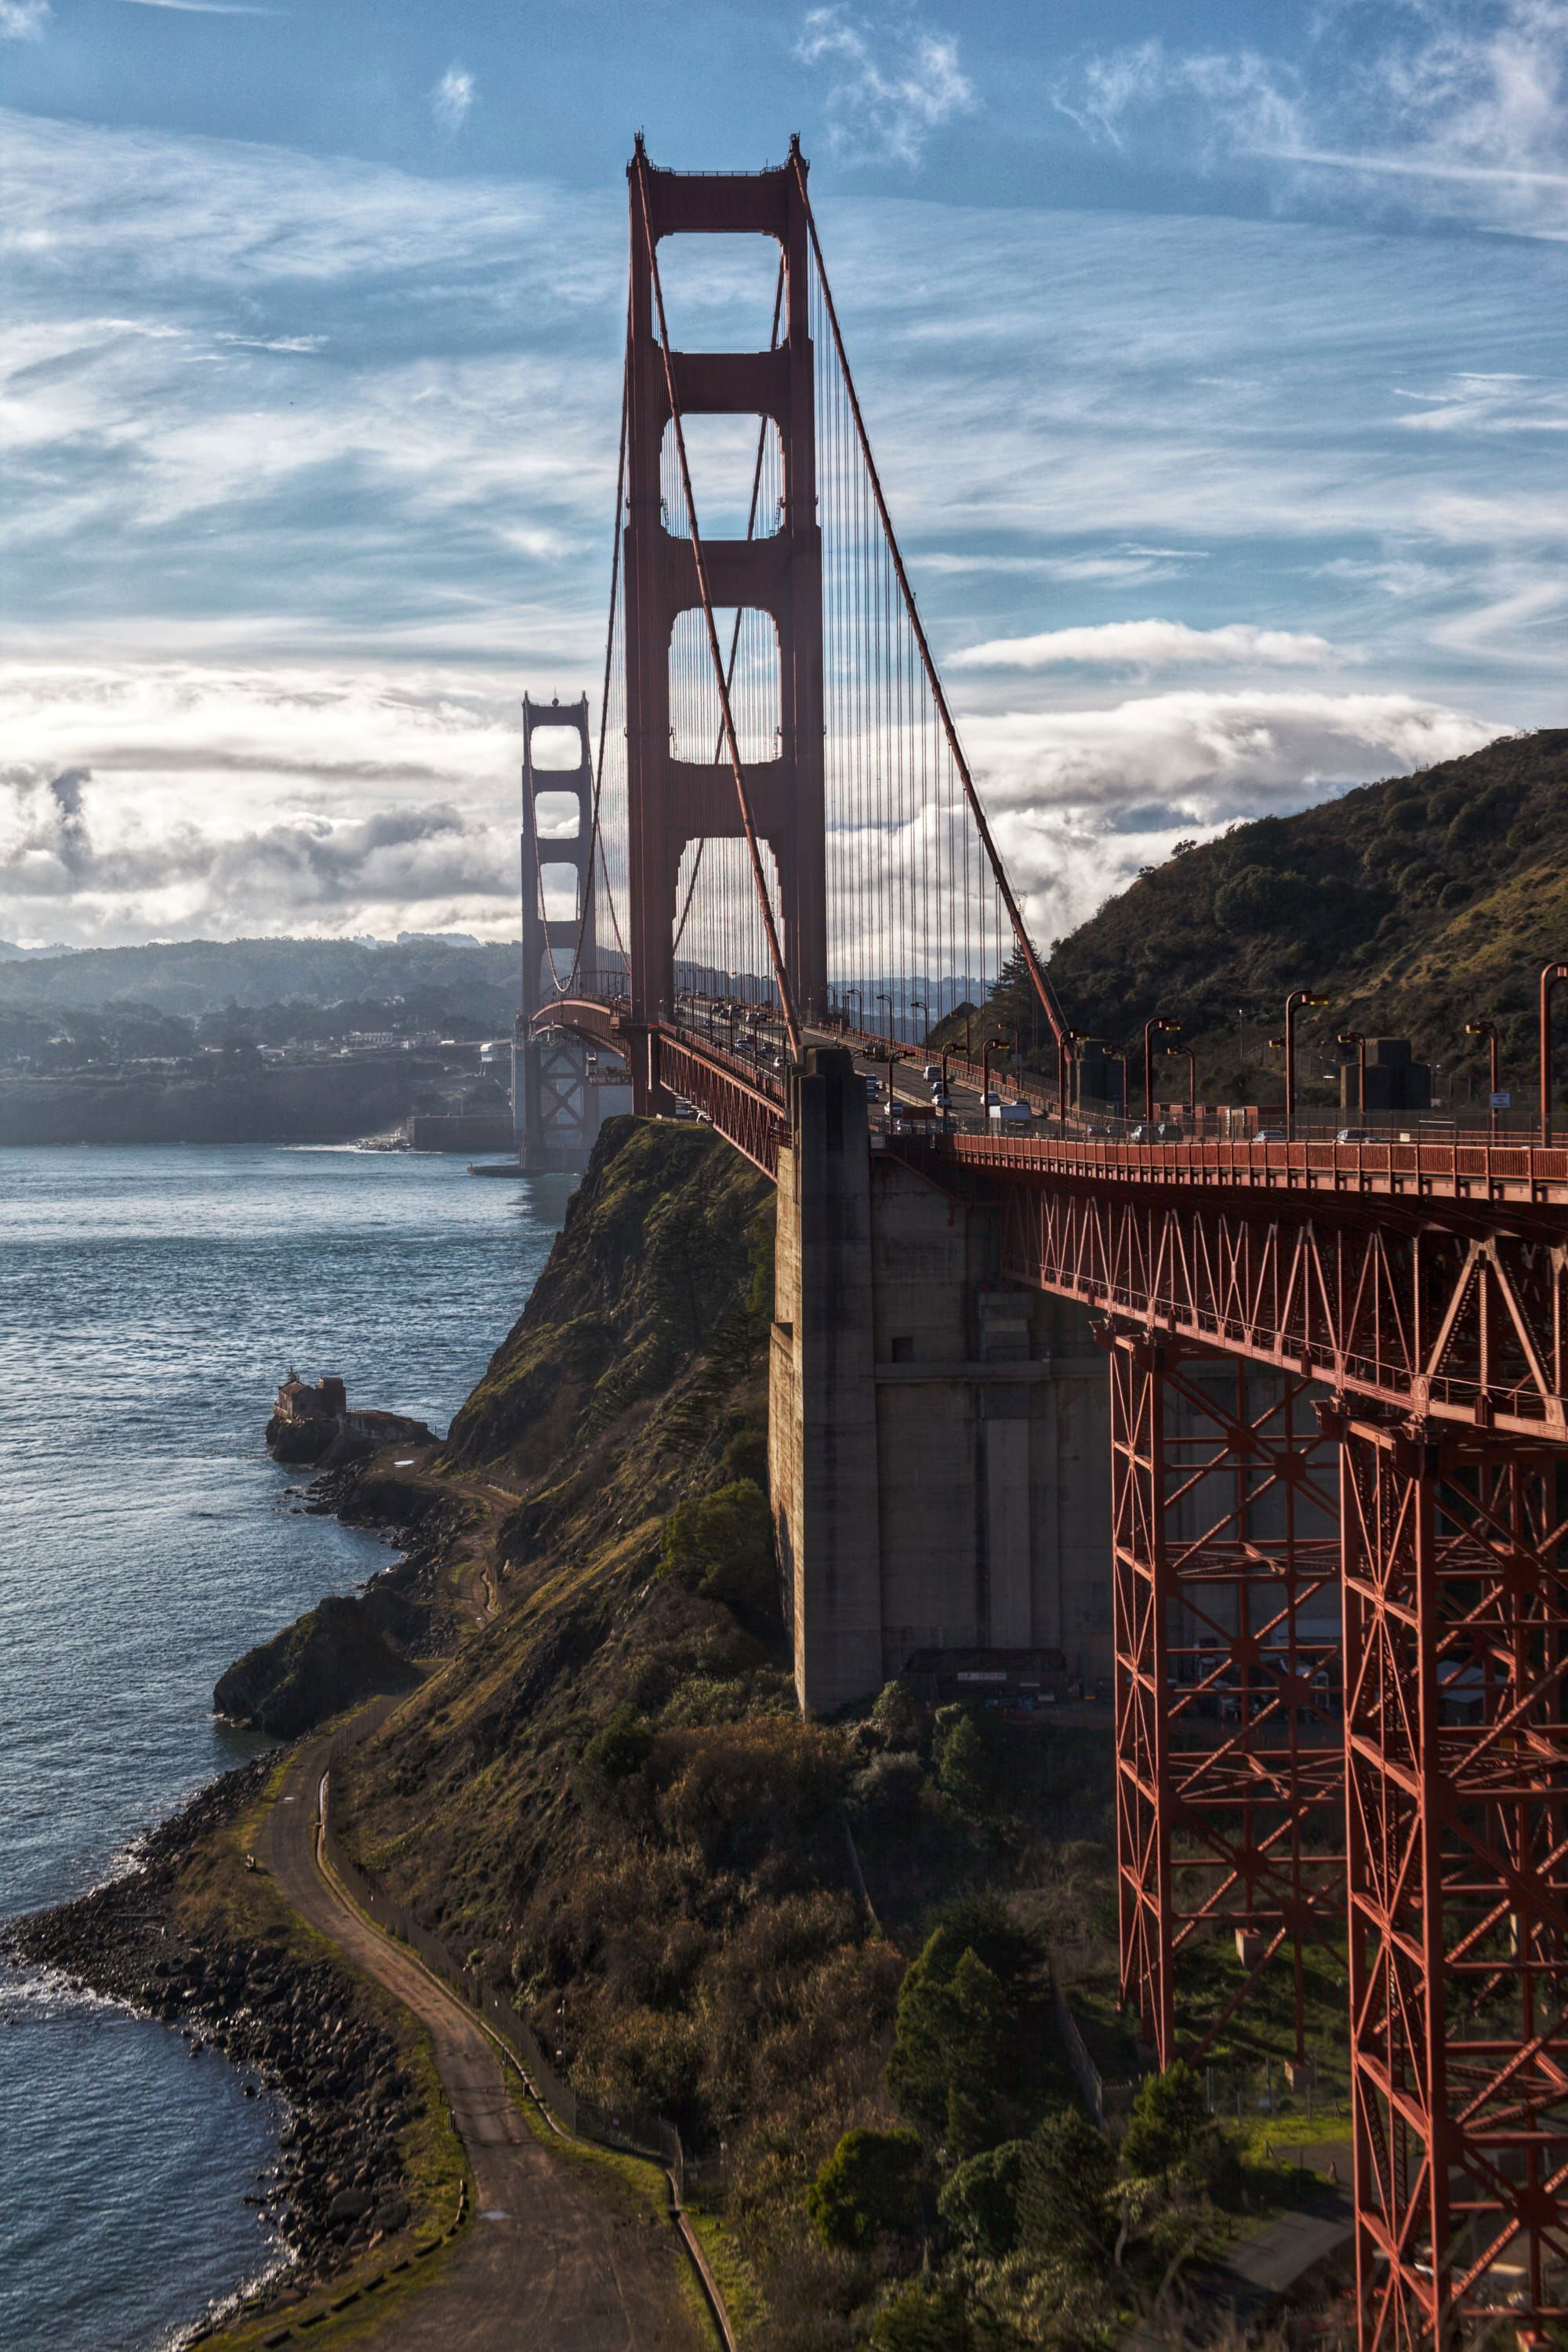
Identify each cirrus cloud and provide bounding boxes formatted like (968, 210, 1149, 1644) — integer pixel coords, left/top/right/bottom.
(796, 5, 975, 166)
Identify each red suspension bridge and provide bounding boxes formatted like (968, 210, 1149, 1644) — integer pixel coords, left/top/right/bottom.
(517, 141, 1568, 2352)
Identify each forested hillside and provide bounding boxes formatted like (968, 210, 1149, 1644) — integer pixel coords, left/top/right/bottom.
(981, 728, 1568, 1111)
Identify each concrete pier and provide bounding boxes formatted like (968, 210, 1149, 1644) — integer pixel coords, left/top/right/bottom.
(770, 1047, 1112, 1716)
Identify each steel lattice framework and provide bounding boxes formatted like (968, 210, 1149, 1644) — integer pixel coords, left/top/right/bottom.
(1337, 1414, 1568, 2347)
(1109, 1333, 1346, 2070)
(521, 141, 1568, 2350)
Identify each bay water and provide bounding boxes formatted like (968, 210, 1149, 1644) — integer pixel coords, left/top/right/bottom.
(0, 1145, 569, 2350)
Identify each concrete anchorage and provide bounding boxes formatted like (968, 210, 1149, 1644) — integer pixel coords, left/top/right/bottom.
(769, 1048, 1115, 1716)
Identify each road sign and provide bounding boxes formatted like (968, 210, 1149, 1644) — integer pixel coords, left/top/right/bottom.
(1490, 1091, 1512, 1110)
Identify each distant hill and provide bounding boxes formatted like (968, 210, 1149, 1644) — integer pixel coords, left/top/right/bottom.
(0, 935, 521, 1022)
(978, 727, 1568, 1112)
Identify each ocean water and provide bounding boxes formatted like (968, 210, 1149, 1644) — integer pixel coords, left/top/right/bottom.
(0, 1145, 570, 2350)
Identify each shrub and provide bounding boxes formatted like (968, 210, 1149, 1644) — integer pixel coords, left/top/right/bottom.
(869, 1677, 924, 1750)
(886, 1904, 1033, 2154)
(933, 1708, 988, 1809)
(805, 2126, 924, 2249)
(1213, 865, 1302, 932)
(660, 1478, 775, 1615)
(1015, 2107, 1116, 2271)
(575, 1704, 652, 1809)
(1120, 2060, 1210, 2180)
(938, 2138, 1023, 2257)
(866, 2276, 973, 2351)
(656, 1715, 845, 1868)
(849, 1751, 925, 1831)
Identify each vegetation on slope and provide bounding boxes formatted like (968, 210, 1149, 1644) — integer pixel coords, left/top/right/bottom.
(971, 727, 1568, 1111)
(315, 1116, 1323, 2347)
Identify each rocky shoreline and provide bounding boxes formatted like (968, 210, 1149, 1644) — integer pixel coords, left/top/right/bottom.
(5, 1752, 415, 2337)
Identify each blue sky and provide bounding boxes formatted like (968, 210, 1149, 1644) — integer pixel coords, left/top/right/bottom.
(2, 0, 1565, 948)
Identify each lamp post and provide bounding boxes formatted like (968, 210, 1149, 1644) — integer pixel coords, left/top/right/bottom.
(909, 996, 927, 1049)
(1144, 1015, 1181, 1123)
(876, 991, 893, 1050)
(1166, 1044, 1196, 1123)
(1338, 1031, 1367, 1126)
(982, 1033, 1008, 1115)
(1465, 1018, 1500, 1140)
(1541, 962, 1568, 1143)
(1283, 989, 1329, 1134)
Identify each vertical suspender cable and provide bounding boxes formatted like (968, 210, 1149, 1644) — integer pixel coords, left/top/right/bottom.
(569, 308, 632, 996)
(791, 155, 1069, 1054)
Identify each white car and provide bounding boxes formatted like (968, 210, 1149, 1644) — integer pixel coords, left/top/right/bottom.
(923, 1063, 942, 1083)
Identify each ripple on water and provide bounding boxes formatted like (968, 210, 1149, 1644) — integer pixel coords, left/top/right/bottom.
(0, 1145, 571, 2349)
(0, 1969, 285, 2352)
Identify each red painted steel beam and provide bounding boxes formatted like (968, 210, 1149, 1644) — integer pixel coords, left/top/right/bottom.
(991, 1178, 1568, 1441)
(1337, 1414, 1568, 2348)
(1109, 1331, 1347, 2070)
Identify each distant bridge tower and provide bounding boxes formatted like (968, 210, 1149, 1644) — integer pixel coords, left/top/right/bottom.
(622, 137, 826, 1100)
(515, 694, 601, 1172)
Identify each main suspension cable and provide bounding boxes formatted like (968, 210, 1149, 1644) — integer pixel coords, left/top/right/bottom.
(635, 157, 801, 1057)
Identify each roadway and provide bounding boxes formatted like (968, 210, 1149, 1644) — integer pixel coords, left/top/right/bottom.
(257, 1727, 709, 2350)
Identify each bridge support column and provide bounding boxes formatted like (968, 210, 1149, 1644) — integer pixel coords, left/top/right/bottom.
(1336, 1412, 1568, 2352)
(1107, 1329, 1345, 2067)
(771, 1047, 882, 1715)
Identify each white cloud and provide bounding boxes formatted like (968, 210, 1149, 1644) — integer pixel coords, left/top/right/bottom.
(952, 620, 1336, 672)
(797, 5, 975, 165)
(1054, 2, 1568, 240)
(960, 688, 1503, 940)
(432, 64, 474, 132)
(0, 0, 49, 35)
(0, 660, 522, 946)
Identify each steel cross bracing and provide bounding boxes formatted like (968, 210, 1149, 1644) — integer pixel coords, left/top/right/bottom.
(524, 142, 1568, 2352)
(1109, 1334, 1347, 2071)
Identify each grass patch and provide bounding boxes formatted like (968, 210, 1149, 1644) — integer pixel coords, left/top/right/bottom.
(687, 2205, 767, 2340)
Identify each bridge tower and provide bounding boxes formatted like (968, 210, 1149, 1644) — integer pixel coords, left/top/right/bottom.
(516, 694, 601, 1172)
(622, 139, 826, 1105)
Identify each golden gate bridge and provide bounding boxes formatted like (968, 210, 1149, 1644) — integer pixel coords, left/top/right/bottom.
(514, 138, 1568, 2352)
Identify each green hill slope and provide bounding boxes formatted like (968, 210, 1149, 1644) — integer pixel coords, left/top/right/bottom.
(985, 727, 1568, 1113)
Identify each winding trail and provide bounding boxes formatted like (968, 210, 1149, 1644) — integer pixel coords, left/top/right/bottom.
(258, 1728, 708, 2350)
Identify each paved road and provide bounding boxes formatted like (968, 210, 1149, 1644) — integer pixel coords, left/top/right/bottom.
(259, 1733, 708, 2350)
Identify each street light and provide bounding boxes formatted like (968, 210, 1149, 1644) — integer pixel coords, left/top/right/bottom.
(876, 991, 894, 1049)
(1143, 1014, 1181, 1123)
(1283, 989, 1329, 1134)
(1165, 1043, 1196, 1123)
(982, 1033, 1009, 1115)
(1541, 963, 1568, 1143)
(1465, 1018, 1501, 1142)
(1338, 1032, 1367, 1126)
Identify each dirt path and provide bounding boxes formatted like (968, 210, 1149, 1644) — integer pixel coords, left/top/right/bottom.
(259, 1732, 708, 2350)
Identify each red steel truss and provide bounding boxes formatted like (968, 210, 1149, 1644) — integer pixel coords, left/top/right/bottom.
(1336, 1411, 1568, 2348)
(1109, 1330, 1346, 2069)
(999, 1178, 1568, 1441)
